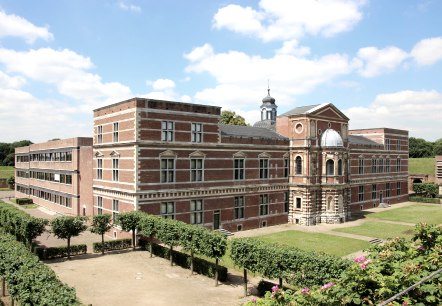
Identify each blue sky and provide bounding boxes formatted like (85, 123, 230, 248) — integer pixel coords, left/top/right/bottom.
(0, 0, 441, 142)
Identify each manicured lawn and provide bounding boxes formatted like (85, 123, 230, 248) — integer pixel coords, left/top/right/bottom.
(254, 231, 370, 257)
(409, 157, 435, 175)
(0, 166, 14, 179)
(367, 204, 442, 225)
(333, 222, 414, 240)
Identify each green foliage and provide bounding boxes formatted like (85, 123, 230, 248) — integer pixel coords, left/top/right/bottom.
(93, 238, 132, 253)
(246, 223, 442, 306)
(0, 140, 33, 166)
(433, 138, 442, 156)
(6, 175, 14, 186)
(15, 198, 33, 205)
(409, 196, 441, 204)
(117, 211, 144, 250)
(90, 214, 112, 236)
(50, 216, 88, 259)
(230, 238, 350, 288)
(140, 241, 228, 281)
(413, 182, 439, 198)
(0, 200, 48, 248)
(409, 137, 434, 158)
(219, 110, 248, 126)
(35, 244, 87, 260)
(0, 233, 78, 305)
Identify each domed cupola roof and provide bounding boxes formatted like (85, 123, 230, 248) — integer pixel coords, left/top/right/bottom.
(262, 88, 275, 105)
(321, 129, 344, 147)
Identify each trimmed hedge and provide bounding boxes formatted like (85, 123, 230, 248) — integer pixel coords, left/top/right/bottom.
(140, 241, 228, 282)
(15, 198, 33, 205)
(93, 238, 132, 253)
(35, 244, 87, 260)
(409, 196, 441, 204)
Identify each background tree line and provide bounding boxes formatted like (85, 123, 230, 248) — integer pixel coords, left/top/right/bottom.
(409, 137, 442, 158)
(0, 140, 33, 166)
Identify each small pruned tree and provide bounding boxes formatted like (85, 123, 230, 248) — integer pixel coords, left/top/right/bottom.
(50, 216, 88, 259)
(181, 225, 205, 275)
(21, 217, 48, 250)
(7, 176, 14, 189)
(200, 231, 227, 286)
(156, 218, 182, 266)
(231, 238, 262, 296)
(139, 214, 158, 257)
(90, 214, 112, 255)
(117, 211, 144, 250)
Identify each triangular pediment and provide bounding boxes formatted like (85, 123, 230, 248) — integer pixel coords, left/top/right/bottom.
(189, 150, 206, 158)
(95, 151, 104, 157)
(110, 151, 120, 157)
(258, 152, 271, 158)
(233, 151, 247, 158)
(308, 103, 349, 121)
(159, 150, 177, 158)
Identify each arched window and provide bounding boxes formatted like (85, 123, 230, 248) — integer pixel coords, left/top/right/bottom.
(295, 156, 302, 175)
(327, 196, 334, 211)
(326, 159, 334, 176)
(338, 159, 343, 176)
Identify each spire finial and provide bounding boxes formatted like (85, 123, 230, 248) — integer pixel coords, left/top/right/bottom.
(267, 79, 270, 96)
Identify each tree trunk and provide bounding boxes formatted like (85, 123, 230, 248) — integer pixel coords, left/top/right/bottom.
(243, 269, 248, 297)
(101, 233, 105, 255)
(11, 296, 14, 306)
(2, 277, 5, 297)
(149, 236, 153, 258)
(28, 237, 33, 251)
(214, 258, 219, 287)
(132, 229, 136, 251)
(190, 250, 194, 275)
(67, 237, 71, 260)
(279, 277, 283, 288)
(170, 246, 173, 266)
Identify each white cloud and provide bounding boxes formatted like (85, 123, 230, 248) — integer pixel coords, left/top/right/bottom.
(356, 46, 408, 77)
(411, 37, 442, 66)
(141, 78, 188, 102)
(151, 78, 175, 91)
(0, 70, 26, 89)
(275, 40, 311, 57)
(213, 0, 365, 42)
(345, 90, 442, 141)
(118, 2, 142, 13)
(0, 10, 53, 43)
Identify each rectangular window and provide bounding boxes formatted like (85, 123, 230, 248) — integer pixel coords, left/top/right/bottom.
(385, 138, 390, 150)
(190, 159, 203, 182)
(112, 199, 119, 222)
(378, 159, 384, 173)
(66, 151, 72, 162)
(66, 175, 72, 185)
(191, 123, 202, 143)
(358, 159, 364, 174)
(397, 139, 400, 150)
(295, 197, 301, 209)
(259, 159, 269, 179)
(113, 122, 119, 142)
(97, 159, 103, 180)
(97, 196, 103, 215)
(284, 192, 289, 213)
(386, 182, 391, 198)
(372, 184, 377, 200)
(234, 196, 244, 219)
(386, 159, 390, 172)
(396, 158, 401, 172)
(97, 125, 103, 144)
(284, 158, 289, 177)
(397, 182, 401, 195)
(371, 159, 377, 173)
(358, 186, 364, 202)
(259, 194, 269, 216)
(234, 158, 244, 180)
(160, 202, 175, 219)
(161, 121, 174, 141)
(161, 159, 175, 183)
(112, 159, 119, 181)
(190, 200, 203, 224)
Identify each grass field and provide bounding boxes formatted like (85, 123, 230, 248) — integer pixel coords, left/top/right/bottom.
(367, 204, 442, 224)
(409, 157, 435, 175)
(254, 230, 370, 257)
(0, 166, 14, 179)
(333, 222, 414, 240)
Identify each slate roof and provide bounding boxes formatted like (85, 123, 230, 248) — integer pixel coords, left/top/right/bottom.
(279, 104, 320, 116)
(348, 135, 382, 146)
(219, 124, 288, 140)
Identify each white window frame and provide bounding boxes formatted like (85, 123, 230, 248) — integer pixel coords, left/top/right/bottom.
(190, 199, 203, 224)
(161, 121, 174, 142)
(191, 123, 202, 143)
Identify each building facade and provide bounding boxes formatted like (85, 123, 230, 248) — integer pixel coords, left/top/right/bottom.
(14, 94, 409, 232)
(436, 156, 442, 194)
(15, 138, 93, 216)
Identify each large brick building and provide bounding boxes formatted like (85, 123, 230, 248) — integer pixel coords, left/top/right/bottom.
(15, 92, 409, 233)
(15, 138, 93, 216)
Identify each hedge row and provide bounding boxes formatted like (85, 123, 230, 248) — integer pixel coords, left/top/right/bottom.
(409, 196, 441, 204)
(34, 244, 87, 260)
(93, 238, 132, 253)
(15, 198, 33, 205)
(140, 241, 228, 282)
(0, 233, 78, 305)
(0, 201, 48, 248)
(230, 238, 351, 288)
